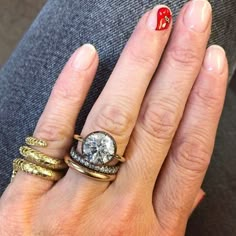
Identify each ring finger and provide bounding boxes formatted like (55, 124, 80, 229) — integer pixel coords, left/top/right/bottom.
(115, 0, 212, 194)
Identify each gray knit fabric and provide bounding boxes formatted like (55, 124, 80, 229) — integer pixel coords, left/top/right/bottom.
(0, 0, 235, 235)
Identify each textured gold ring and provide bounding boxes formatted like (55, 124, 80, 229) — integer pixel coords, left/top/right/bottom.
(13, 158, 65, 181)
(65, 156, 116, 182)
(19, 146, 67, 170)
(11, 169, 18, 182)
(25, 136, 48, 147)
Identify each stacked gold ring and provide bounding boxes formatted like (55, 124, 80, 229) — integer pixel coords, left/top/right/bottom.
(65, 156, 116, 182)
(67, 131, 125, 182)
(25, 136, 48, 147)
(11, 136, 67, 182)
(13, 158, 64, 181)
(19, 146, 67, 170)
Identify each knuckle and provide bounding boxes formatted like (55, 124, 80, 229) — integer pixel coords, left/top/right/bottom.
(128, 45, 156, 70)
(34, 223, 60, 236)
(52, 74, 84, 104)
(104, 197, 146, 235)
(140, 101, 178, 143)
(0, 199, 29, 235)
(93, 104, 134, 139)
(167, 45, 201, 71)
(172, 135, 211, 174)
(191, 86, 223, 115)
(36, 122, 72, 144)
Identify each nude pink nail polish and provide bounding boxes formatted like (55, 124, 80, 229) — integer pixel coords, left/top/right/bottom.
(204, 45, 226, 74)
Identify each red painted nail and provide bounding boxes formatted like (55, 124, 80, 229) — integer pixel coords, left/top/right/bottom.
(156, 7, 172, 31)
(197, 194, 206, 207)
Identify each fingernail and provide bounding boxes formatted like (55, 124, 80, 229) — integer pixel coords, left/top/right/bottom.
(204, 45, 226, 74)
(71, 44, 96, 70)
(184, 0, 212, 32)
(147, 6, 172, 31)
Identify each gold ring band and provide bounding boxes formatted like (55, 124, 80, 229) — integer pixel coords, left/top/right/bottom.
(19, 146, 67, 170)
(65, 156, 116, 182)
(73, 134, 84, 142)
(73, 134, 125, 163)
(25, 136, 48, 147)
(115, 154, 126, 163)
(13, 158, 65, 181)
(10, 169, 18, 182)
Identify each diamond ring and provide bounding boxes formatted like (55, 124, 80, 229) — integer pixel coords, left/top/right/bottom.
(73, 131, 125, 165)
(70, 146, 120, 174)
(65, 155, 117, 182)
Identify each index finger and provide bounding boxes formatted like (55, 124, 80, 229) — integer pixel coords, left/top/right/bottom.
(9, 44, 98, 195)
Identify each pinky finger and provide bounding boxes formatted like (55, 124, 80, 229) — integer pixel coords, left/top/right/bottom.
(153, 45, 228, 228)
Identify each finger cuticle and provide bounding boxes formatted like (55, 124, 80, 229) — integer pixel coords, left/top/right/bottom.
(183, 0, 212, 33)
(71, 44, 97, 70)
(146, 5, 172, 31)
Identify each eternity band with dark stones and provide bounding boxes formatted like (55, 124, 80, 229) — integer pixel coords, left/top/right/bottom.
(73, 131, 126, 165)
(70, 146, 120, 174)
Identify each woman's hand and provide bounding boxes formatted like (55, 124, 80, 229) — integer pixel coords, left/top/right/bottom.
(0, 1, 228, 235)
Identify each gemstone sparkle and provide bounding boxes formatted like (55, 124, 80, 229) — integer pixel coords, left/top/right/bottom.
(82, 132, 116, 165)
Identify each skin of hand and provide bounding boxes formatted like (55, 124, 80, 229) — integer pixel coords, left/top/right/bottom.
(0, 0, 228, 235)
